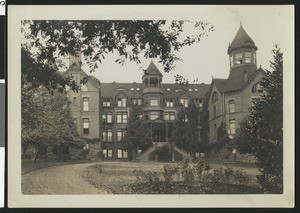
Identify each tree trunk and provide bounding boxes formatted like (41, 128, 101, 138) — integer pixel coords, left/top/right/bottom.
(34, 148, 40, 164)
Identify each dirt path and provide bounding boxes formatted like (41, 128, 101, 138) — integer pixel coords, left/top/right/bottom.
(22, 163, 109, 194)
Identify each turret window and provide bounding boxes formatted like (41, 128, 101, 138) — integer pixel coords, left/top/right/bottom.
(150, 98, 159, 106)
(235, 53, 242, 65)
(253, 53, 256, 63)
(245, 52, 252, 63)
(252, 83, 263, 93)
(230, 56, 234, 67)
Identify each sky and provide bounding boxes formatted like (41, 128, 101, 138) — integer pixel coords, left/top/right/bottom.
(61, 5, 293, 84)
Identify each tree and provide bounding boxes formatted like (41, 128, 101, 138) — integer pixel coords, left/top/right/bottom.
(123, 105, 151, 160)
(171, 102, 201, 155)
(235, 45, 283, 193)
(22, 76, 85, 163)
(21, 20, 214, 91)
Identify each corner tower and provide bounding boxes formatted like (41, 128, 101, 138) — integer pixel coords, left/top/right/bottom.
(227, 23, 258, 72)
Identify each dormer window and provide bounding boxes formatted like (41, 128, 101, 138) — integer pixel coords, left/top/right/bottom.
(130, 88, 134, 91)
(252, 83, 263, 93)
(194, 88, 198, 92)
(188, 89, 192, 92)
(136, 88, 140, 91)
(235, 53, 242, 65)
(167, 88, 170, 91)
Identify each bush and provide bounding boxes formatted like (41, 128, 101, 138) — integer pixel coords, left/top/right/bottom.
(95, 160, 103, 174)
(177, 158, 194, 183)
(133, 169, 162, 193)
(233, 169, 250, 186)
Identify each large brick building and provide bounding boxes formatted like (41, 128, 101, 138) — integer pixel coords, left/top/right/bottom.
(63, 24, 265, 160)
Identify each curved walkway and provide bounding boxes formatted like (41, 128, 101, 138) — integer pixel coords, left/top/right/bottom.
(22, 163, 109, 194)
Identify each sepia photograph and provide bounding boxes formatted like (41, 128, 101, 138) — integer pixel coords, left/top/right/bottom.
(8, 5, 294, 207)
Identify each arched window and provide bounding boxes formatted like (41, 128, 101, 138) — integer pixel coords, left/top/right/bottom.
(211, 92, 218, 103)
(252, 83, 263, 93)
(83, 97, 89, 111)
(150, 78, 158, 87)
(213, 105, 216, 118)
(229, 100, 235, 113)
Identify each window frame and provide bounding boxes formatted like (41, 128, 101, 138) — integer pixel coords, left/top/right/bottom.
(83, 118, 89, 134)
(229, 119, 236, 135)
(228, 100, 235, 113)
(117, 112, 128, 123)
(83, 97, 89, 111)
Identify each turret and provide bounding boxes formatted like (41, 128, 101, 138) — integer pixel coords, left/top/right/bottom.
(228, 23, 257, 72)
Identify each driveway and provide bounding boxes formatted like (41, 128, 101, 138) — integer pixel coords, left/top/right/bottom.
(22, 163, 109, 194)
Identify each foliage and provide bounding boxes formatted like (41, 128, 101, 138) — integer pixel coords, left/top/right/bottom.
(95, 161, 103, 174)
(21, 20, 214, 91)
(22, 76, 85, 163)
(171, 102, 202, 154)
(123, 105, 151, 160)
(133, 169, 162, 193)
(177, 158, 195, 183)
(235, 45, 283, 193)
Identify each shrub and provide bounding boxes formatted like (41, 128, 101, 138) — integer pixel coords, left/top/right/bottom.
(95, 160, 103, 174)
(233, 169, 250, 186)
(177, 158, 195, 183)
(133, 169, 162, 193)
(194, 160, 211, 180)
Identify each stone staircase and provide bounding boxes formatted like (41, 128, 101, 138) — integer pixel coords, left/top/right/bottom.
(136, 142, 189, 161)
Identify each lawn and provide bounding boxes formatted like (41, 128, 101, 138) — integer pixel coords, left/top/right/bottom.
(81, 161, 262, 194)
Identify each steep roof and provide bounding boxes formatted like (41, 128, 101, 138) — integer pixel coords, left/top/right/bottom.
(143, 61, 163, 77)
(212, 67, 264, 93)
(61, 64, 100, 88)
(227, 24, 257, 55)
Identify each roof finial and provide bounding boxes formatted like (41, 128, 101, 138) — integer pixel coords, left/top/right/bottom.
(260, 64, 262, 68)
(240, 21, 242, 26)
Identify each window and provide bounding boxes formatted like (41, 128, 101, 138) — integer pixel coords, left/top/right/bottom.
(103, 98, 111, 107)
(214, 124, 217, 139)
(252, 98, 261, 104)
(150, 99, 159, 106)
(213, 105, 216, 118)
(117, 149, 128, 159)
(102, 129, 112, 142)
(194, 99, 203, 107)
(229, 119, 236, 135)
(252, 83, 263, 93)
(211, 92, 218, 103)
(189, 89, 192, 92)
(167, 88, 170, 91)
(182, 114, 188, 122)
(107, 149, 113, 157)
(253, 53, 256, 63)
(132, 98, 142, 105)
(150, 111, 159, 120)
(117, 98, 126, 107)
(235, 53, 242, 64)
(117, 112, 128, 123)
(136, 88, 140, 91)
(137, 99, 142, 105)
(166, 99, 174, 107)
(230, 56, 234, 67)
(83, 97, 89, 111)
(73, 97, 77, 105)
(194, 88, 198, 92)
(102, 112, 112, 123)
(229, 100, 235, 113)
(165, 112, 175, 121)
(83, 118, 89, 134)
(180, 98, 189, 107)
(117, 129, 126, 141)
(102, 149, 107, 158)
(130, 88, 134, 91)
(245, 52, 252, 63)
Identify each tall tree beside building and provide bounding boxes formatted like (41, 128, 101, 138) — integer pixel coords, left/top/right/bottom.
(123, 105, 151, 160)
(171, 102, 201, 155)
(22, 76, 85, 163)
(235, 45, 283, 193)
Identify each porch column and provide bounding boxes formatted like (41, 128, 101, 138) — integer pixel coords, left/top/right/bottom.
(172, 143, 175, 162)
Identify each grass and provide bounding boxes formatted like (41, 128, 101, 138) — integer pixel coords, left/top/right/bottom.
(82, 161, 261, 194)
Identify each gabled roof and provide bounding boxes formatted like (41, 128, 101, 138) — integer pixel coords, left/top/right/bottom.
(62, 65, 100, 88)
(143, 61, 163, 77)
(227, 24, 257, 55)
(211, 67, 265, 94)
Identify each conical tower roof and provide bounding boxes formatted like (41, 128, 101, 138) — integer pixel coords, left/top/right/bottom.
(143, 61, 163, 77)
(227, 24, 257, 55)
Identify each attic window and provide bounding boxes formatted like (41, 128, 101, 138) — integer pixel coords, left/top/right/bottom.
(116, 88, 125, 91)
(136, 88, 140, 91)
(189, 89, 192, 92)
(130, 88, 134, 91)
(194, 88, 198, 92)
(245, 52, 252, 63)
(175, 89, 183, 93)
(167, 88, 170, 91)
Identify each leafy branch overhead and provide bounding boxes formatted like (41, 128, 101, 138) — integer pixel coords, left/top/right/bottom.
(21, 20, 214, 91)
